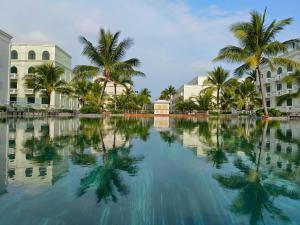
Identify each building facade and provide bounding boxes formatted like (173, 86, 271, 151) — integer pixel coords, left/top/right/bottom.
(0, 30, 13, 105)
(154, 100, 170, 114)
(10, 44, 78, 110)
(171, 76, 209, 112)
(256, 50, 300, 113)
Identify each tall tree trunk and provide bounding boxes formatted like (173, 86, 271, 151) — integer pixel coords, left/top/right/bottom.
(257, 121, 268, 172)
(114, 83, 117, 111)
(257, 67, 268, 116)
(217, 88, 220, 110)
(99, 79, 108, 112)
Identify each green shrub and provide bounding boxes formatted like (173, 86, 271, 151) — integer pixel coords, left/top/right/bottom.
(209, 111, 220, 116)
(80, 105, 99, 114)
(256, 108, 281, 117)
(0, 105, 7, 112)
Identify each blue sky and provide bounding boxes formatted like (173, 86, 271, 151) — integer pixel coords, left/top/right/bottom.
(1, 0, 300, 99)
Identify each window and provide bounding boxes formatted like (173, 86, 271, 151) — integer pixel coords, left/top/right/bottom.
(287, 65, 293, 72)
(266, 86, 271, 93)
(28, 50, 36, 60)
(25, 168, 33, 177)
(266, 99, 271, 107)
(26, 123, 34, 132)
(42, 51, 50, 60)
(267, 71, 271, 78)
(39, 167, 47, 176)
(287, 82, 293, 89)
(42, 97, 50, 105)
(9, 139, 15, 148)
(28, 67, 35, 74)
(277, 161, 282, 168)
(8, 169, 15, 178)
(276, 143, 281, 152)
(26, 153, 33, 160)
(8, 154, 15, 160)
(277, 67, 283, 74)
(286, 129, 292, 138)
(11, 50, 18, 59)
(286, 146, 292, 153)
(277, 83, 282, 91)
(266, 142, 270, 150)
(287, 98, 293, 106)
(10, 66, 17, 74)
(10, 81, 17, 89)
(10, 96, 17, 103)
(27, 96, 35, 104)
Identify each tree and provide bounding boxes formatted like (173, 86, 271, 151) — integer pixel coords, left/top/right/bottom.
(79, 28, 144, 109)
(204, 66, 234, 109)
(236, 78, 260, 111)
(138, 88, 151, 111)
(214, 9, 300, 116)
(23, 63, 72, 108)
(159, 85, 176, 100)
(192, 89, 215, 111)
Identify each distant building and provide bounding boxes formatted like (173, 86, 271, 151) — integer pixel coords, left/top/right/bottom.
(171, 76, 210, 112)
(0, 29, 13, 105)
(154, 100, 170, 114)
(10, 44, 78, 109)
(256, 50, 300, 113)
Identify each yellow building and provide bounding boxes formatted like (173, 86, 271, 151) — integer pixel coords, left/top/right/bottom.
(154, 100, 170, 114)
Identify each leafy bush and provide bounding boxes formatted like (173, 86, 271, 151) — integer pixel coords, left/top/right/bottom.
(58, 109, 74, 113)
(209, 111, 220, 116)
(0, 105, 7, 112)
(80, 105, 99, 114)
(256, 108, 281, 117)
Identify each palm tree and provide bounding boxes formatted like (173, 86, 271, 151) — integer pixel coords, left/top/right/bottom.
(192, 89, 214, 111)
(236, 78, 260, 111)
(79, 28, 144, 108)
(159, 85, 176, 100)
(214, 9, 300, 116)
(204, 66, 233, 109)
(138, 88, 151, 111)
(71, 79, 91, 107)
(23, 63, 72, 108)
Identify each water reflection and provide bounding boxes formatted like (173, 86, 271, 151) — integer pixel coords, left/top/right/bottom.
(0, 117, 299, 225)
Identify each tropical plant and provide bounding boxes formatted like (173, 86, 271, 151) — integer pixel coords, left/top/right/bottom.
(192, 89, 215, 111)
(159, 85, 176, 100)
(236, 78, 260, 111)
(138, 88, 151, 111)
(71, 78, 91, 107)
(78, 28, 144, 108)
(204, 66, 234, 109)
(23, 63, 72, 108)
(214, 9, 300, 116)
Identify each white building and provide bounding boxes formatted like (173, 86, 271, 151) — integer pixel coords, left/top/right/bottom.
(171, 76, 209, 112)
(256, 50, 300, 113)
(10, 44, 78, 110)
(154, 100, 170, 114)
(0, 30, 13, 105)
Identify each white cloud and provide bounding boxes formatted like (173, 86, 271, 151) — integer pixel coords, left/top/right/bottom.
(0, 0, 249, 98)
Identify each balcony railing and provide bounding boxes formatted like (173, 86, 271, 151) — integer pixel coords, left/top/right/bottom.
(10, 89, 17, 94)
(10, 73, 18, 79)
(24, 89, 34, 95)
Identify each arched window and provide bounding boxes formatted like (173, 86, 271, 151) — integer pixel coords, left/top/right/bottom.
(287, 65, 293, 72)
(28, 67, 35, 74)
(42, 51, 50, 60)
(267, 71, 271, 78)
(11, 50, 18, 60)
(28, 50, 36, 60)
(10, 66, 18, 74)
(277, 67, 283, 75)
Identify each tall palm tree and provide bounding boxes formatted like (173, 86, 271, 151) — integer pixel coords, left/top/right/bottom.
(138, 88, 151, 111)
(204, 66, 233, 109)
(192, 89, 215, 111)
(79, 28, 144, 108)
(214, 9, 300, 116)
(23, 63, 72, 108)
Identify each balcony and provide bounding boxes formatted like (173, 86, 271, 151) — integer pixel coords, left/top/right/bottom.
(24, 89, 34, 94)
(10, 73, 18, 79)
(10, 89, 17, 94)
(274, 76, 282, 81)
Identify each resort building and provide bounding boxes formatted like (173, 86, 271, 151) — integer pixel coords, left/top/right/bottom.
(154, 100, 170, 114)
(256, 50, 300, 113)
(10, 44, 78, 110)
(171, 76, 209, 112)
(0, 29, 13, 105)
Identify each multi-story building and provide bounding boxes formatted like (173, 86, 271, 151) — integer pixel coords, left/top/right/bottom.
(10, 44, 78, 110)
(171, 76, 209, 112)
(256, 50, 300, 113)
(0, 30, 13, 105)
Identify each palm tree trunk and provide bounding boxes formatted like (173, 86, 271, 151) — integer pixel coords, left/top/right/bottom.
(217, 88, 220, 110)
(99, 79, 108, 112)
(114, 83, 117, 111)
(257, 121, 268, 172)
(257, 67, 268, 116)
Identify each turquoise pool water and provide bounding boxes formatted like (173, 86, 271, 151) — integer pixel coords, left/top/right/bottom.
(0, 117, 299, 225)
